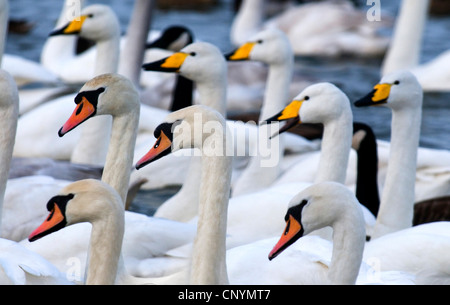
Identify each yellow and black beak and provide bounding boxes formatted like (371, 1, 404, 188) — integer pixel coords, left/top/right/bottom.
(135, 122, 176, 170)
(262, 100, 304, 139)
(268, 214, 304, 260)
(28, 194, 73, 242)
(225, 42, 256, 61)
(58, 87, 105, 137)
(142, 52, 190, 73)
(49, 15, 88, 36)
(354, 83, 392, 107)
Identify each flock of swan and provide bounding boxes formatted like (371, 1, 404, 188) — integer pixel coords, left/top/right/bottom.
(0, 0, 449, 285)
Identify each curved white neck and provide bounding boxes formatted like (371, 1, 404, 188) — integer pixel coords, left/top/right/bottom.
(189, 126, 232, 285)
(328, 204, 366, 284)
(0, 75, 18, 235)
(231, 59, 292, 196)
(118, 0, 154, 86)
(260, 60, 292, 121)
(372, 105, 422, 238)
(381, 0, 429, 76)
(0, 0, 8, 66)
(85, 199, 124, 285)
(231, 0, 264, 45)
(70, 28, 120, 166)
(102, 109, 139, 205)
(196, 77, 227, 117)
(315, 113, 353, 184)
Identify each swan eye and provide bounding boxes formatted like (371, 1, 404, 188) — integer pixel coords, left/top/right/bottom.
(393, 80, 400, 85)
(190, 52, 196, 56)
(257, 40, 263, 44)
(87, 14, 94, 18)
(154, 137, 161, 149)
(304, 96, 310, 101)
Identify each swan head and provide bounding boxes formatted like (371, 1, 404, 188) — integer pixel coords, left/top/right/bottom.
(269, 181, 365, 260)
(49, 4, 120, 42)
(263, 82, 351, 137)
(225, 28, 293, 66)
(28, 179, 123, 242)
(146, 25, 194, 52)
(135, 105, 227, 169)
(142, 42, 227, 84)
(354, 70, 423, 111)
(58, 73, 139, 137)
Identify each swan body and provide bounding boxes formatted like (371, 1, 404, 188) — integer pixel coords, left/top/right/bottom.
(231, 0, 390, 57)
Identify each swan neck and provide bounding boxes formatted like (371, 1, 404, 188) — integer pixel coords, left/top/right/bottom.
(259, 61, 293, 121)
(231, 0, 264, 45)
(189, 128, 232, 285)
(0, 82, 18, 234)
(0, 0, 8, 65)
(95, 37, 120, 76)
(102, 109, 139, 205)
(315, 115, 352, 184)
(196, 77, 227, 117)
(373, 106, 421, 238)
(85, 205, 124, 285)
(328, 207, 366, 285)
(118, 0, 154, 85)
(381, 0, 429, 75)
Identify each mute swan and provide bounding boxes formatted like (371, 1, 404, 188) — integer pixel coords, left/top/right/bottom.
(226, 181, 416, 285)
(354, 70, 422, 239)
(231, 0, 390, 57)
(225, 28, 292, 196)
(23, 73, 197, 280)
(136, 105, 232, 285)
(226, 83, 365, 247)
(28, 179, 126, 285)
(27, 179, 159, 285)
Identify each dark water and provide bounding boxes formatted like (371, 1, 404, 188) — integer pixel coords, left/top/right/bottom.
(6, 0, 450, 212)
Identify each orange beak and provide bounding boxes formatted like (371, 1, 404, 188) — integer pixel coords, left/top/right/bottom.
(268, 214, 303, 260)
(28, 204, 67, 242)
(58, 96, 97, 137)
(135, 130, 173, 170)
